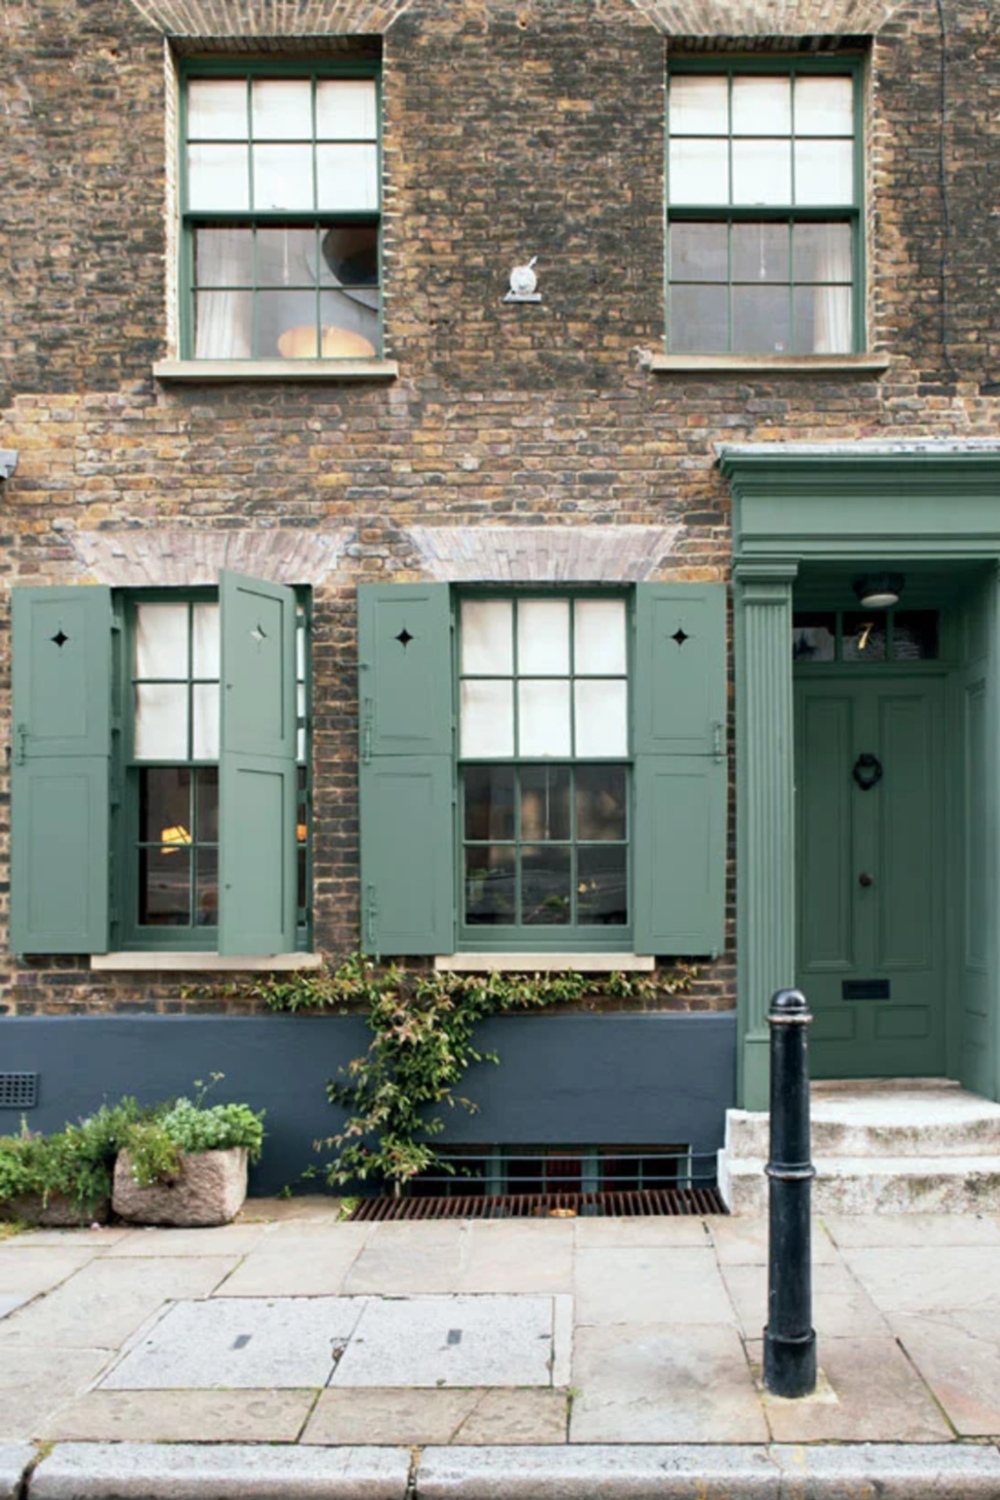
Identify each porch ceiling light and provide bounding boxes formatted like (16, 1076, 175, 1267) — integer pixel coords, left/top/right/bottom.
(853, 572, 904, 609)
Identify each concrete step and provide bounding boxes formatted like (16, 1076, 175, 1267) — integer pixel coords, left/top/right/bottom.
(719, 1152, 1000, 1216)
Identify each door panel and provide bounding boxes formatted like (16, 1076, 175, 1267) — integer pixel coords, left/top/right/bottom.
(796, 676, 945, 1077)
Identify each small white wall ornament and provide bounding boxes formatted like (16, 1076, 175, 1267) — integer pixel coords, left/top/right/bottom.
(504, 256, 541, 302)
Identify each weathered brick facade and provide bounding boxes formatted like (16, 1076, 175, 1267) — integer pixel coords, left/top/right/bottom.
(1, 0, 997, 1030)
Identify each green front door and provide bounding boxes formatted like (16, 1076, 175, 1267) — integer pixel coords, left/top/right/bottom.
(795, 675, 947, 1078)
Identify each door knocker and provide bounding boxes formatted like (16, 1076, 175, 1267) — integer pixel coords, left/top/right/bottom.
(852, 753, 883, 791)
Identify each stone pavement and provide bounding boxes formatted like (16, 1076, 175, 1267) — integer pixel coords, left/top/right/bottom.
(5, 1199, 1000, 1496)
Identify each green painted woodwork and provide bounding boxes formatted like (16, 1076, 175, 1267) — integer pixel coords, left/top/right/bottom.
(796, 675, 946, 1077)
(10, 587, 113, 953)
(219, 571, 298, 956)
(358, 583, 454, 955)
(633, 583, 727, 956)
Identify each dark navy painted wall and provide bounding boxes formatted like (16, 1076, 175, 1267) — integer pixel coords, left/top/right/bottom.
(0, 1013, 736, 1194)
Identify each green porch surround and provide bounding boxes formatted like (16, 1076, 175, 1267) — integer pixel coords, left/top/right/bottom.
(720, 441, 1000, 1109)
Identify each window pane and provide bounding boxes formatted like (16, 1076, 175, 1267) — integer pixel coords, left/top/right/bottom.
(196, 767, 219, 843)
(317, 288, 380, 355)
(139, 767, 191, 844)
(795, 140, 853, 204)
(892, 612, 939, 661)
(192, 603, 220, 677)
(576, 765, 627, 840)
(321, 225, 379, 286)
(518, 680, 571, 756)
(256, 228, 318, 288)
(732, 284, 791, 354)
(518, 599, 569, 675)
(669, 139, 729, 204)
(793, 285, 852, 353)
(520, 766, 571, 842)
(297, 681, 306, 760)
(135, 604, 188, 679)
(669, 284, 729, 353)
(252, 79, 312, 140)
(253, 143, 314, 211)
(574, 680, 628, 756)
(139, 847, 191, 926)
(792, 612, 836, 663)
(578, 845, 628, 926)
(461, 680, 514, 758)
(462, 600, 513, 674)
(187, 79, 247, 140)
(317, 79, 377, 139)
(732, 139, 791, 205)
(316, 144, 379, 211)
(192, 683, 219, 760)
(670, 75, 728, 134)
(732, 75, 791, 136)
(793, 222, 852, 282)
(843, 612, 887, 662)
(194, 291, 254, 360)
(464, 846, 516, 925)
(196, 850, 219, 926)
(732, 221, 789, 283)
(464, 765, 515, 841)
(795, 75, 854, 135)
(521, 846, 571, 926)
(269, 294, 318, 358)
(575, 598, 627, 674)
(134, 684, 188, 760)
(194, 228, 253, 288)
(187, 144, 249, 211)
(670, 223, 727, 283)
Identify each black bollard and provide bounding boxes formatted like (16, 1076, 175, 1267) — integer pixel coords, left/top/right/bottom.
(763, 987, 816, 1398)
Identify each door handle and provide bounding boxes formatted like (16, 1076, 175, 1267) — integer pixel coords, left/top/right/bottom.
(858, 872, 875, 888)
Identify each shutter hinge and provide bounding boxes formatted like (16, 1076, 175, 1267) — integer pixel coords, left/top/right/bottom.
(712, 721, 725, 764)
(14, 724, 28, 766)
(364, 881, 379, 960)
(361, 697, 374, 764)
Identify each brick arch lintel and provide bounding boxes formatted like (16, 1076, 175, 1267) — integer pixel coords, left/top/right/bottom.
(71, 530, 352, 587)
(124, 0, 414, 38)
(628, 0, 906, 36)
(406, 525, 684, 583)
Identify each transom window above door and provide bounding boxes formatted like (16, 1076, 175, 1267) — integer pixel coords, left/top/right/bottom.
(181, 64, 380, 361)
(667, 60, 862, 356)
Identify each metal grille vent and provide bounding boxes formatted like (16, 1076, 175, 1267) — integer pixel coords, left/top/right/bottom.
(350, 1186, 726, 1221)
(0, 1072, 38, 1109)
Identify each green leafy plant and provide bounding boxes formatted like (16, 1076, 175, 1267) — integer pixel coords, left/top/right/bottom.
(121, 1080, 265, 1189)
(0, 1099, 144, 1216)
(253, 955, 696, 1194)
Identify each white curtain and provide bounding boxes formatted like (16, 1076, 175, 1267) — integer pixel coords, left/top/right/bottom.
(195, 229, 253, 359)
(811, 225, 853, 353)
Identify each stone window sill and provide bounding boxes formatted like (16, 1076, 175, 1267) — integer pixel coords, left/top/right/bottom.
(91, 952, 324, 972)
(649, 353, 890, 376)
(435, 953, 655, 973)
(153, 359, 398, 383)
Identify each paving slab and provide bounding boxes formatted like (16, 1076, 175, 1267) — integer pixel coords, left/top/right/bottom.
(0, 1295, 27, 1320)
(101, 1297, 368, 1389)
(0, 1347, 112, 1439)
(217, 1227, 370, 1297)
(720, 1260, 890, 1339)
(823, 1213, 1000, 1248)
(0, 1226, 131, 1248)
(454, 1224, 573, 1294)
(574, 1247, 733, 1326)
(843, 1244, 1000, 1314)
(771, 1441, 1000, 1498)
(891, 1309, 1000, 1435)
(706, 1215, 840, 1264)
(569, 1323, 769, 1444)
(343, 1224, 471, 1295)
(751, 1335, 953, 1442)
(0, 1258, 231, 1349)
(0, 1443, 33, 1500)
(332, 1294, 556, 1388)
(572, 1218, 710, 1249)
(304, 1387, 568, 1446)
(29, 1442, 410, 1500)
(0, 1247, 103, 1296)
(37, 1388, 316, 1444)
(103, 1226, 269, 1257)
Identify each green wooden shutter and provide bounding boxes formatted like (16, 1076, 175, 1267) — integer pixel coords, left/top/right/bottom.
(358, 584, 454, 955)
(10, 586, 112, 953)
(219, 570, 298, 956)
(633, 583, 727, 956)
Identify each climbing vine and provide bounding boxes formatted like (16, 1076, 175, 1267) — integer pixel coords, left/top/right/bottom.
(254, 956, 697, 1193)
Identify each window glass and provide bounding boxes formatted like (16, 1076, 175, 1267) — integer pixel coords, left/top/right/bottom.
(252, 78, 312, 139)
(575, 599, 627, 674)
(461, 679, 514, 757)
(316, 79, 378, 139)
(732, 74, 791, 135)
(518, 679, 572, 756)
(187, 78, 246, 139)
(795, 75, 853, 134)
(461, 599, 513, 675)
(575, 680, 628, 757)
(670, 74, 728, 133)
(518, 598, 570, 675)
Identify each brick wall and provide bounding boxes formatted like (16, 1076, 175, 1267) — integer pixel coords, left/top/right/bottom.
(0, 0, 997, 1018)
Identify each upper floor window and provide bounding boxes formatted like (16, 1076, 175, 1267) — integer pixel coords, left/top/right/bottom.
(667, 60, 862, 356)
(181, 64, 380, 361)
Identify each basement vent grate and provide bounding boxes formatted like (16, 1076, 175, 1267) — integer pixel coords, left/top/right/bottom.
(0, 1073, 38, 1109)
(350, 1186, 726, 1221)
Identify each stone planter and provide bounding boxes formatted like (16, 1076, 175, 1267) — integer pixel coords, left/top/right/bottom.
(112, 1146, 248, 1227)
(0, 1192, 110, 1227)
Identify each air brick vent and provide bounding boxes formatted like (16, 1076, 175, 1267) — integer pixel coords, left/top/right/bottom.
(0, 1073, 38, 1109)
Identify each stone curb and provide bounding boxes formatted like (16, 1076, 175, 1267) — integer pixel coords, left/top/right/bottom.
(21, 1443, 1000, 1500)
(0, 1443, 34, 1500)
(28, 1444, 411, 1500)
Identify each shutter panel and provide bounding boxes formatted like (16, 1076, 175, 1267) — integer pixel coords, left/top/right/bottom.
(632, 583, 727, 956)
(219, 571, 298, 956)
(10, 587, 112, 953)
(358, 584, 454, 955)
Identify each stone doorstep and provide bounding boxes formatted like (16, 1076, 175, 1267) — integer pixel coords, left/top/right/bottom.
(719, 1154, 1000, 1215)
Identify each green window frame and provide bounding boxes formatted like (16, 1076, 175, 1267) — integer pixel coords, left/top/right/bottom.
(457, 592, 632, 951)
(116, 588, 312, 952)
(666, 57, 864, 356)
(179, 60, 381, 361)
